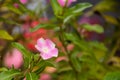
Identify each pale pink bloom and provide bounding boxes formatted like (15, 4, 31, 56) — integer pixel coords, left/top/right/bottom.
(39, 73, 51, 80)
(35, 38, 58, 60)
(4, 48, 23, 69)
(20, 0, 28, 4)
(57, 0, 76, 7)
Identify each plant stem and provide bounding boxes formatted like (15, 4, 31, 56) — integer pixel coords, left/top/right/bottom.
(59, 20, 79, 80)
(103, 38, 120, 64)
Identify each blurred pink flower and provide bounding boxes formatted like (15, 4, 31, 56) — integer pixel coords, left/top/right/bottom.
(23, 73, 51, 80)
(67, 44, 74, 51)
(20, 0, 28, 4)
(39, 73, 51, 80)
(57, 0, 76, 7)
(4, 48, 23, 69)
(56, 56, 68, 62)
(13, 3, 19, 8)
(23, 78, 26, 80)
(35, 38, 58, 60)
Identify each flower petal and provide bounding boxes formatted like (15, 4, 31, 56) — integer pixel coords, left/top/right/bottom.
(37, 38, 46, 47)
(35, 38, 58, 60)
(40, 53, 53, 60)
(46, 39, 55, 49)
(35, 45, 42, 52)
(50, 48, 58, 57)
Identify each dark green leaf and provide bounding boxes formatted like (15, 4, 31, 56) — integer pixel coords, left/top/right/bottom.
(63, 3, 92, 23)
(58, 71, 76, 80)
(19, 4, 34, 16)
(104, 71, 120, 80)
(30, 23, 57, 32)
(0, 30, 14, 40)
(81, 24, 104, 33)
(65, 33, 89, 51)
(70, 51, 81, 72)
(6, 4, 23, 15)
(0, 69, 20, 80)
(93, 0, 119, 12)
(0, 17, 20, 25)
(89, 41, 107, 51)
(26, 73, 38, 80)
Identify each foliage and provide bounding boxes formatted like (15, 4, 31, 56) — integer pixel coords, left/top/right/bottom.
(0, 0, 120, 80)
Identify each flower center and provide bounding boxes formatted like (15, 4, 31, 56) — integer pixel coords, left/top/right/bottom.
(42, 47, 49, 53)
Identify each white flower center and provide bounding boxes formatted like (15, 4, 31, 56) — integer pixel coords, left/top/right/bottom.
(42, 47, 49, 53)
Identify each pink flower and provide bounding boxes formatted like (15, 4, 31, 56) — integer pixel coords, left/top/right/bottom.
(57, 0, 76, 7)
(20, 0, 28, 4)
(55, 56, 68, 62)
(39, 74, 51, 80)
(3, 48, 23, 69)
(67, 44, 74, 51)
(35, 38, 58, 60)
(13, 3, 19, 8)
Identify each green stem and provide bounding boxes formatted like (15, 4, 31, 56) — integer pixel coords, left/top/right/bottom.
(59, 20, 79, 80)
(103, 38, 120, 64)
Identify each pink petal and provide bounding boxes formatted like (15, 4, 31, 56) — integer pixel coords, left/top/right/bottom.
(35, 45, 42, 52)
(57, 0, 65, 7)
(4, 49, 23, 69)
(46, 39, 55, 49)
(20, 0, 28, 4)
(40, 53, 53, 60)
(57, 0, 74, 7)
(50, 48, 58, 57)
(37, 38, 46, 47)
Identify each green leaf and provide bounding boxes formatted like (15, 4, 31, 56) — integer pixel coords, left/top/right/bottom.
(50, 0, 63, 17)
(93, 0, 119, 12)
(103, 15, 120, 26)
(0, 17, 20, 25)
(65, 33, 89, 51)
(18, 4, 34, 17)
(63, 3, 92, 23)
(0, 30, 13, 40)
(11, 42, 32, 58)
(6, 4, 23, 15)
(34, 60, 55, 74)
(89, 41, 107, 51)
(30, 23, 57, 32)
(26, 73, 38, 80)
(104, 71, 120, 80)
(81, 24, 104, 33)
(68, 3, 92, 14)
(58, 71, 76, 80)
(0, 67, 8, 72)
(70, 51, 81, 72)
(0, 69, 20, 80)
